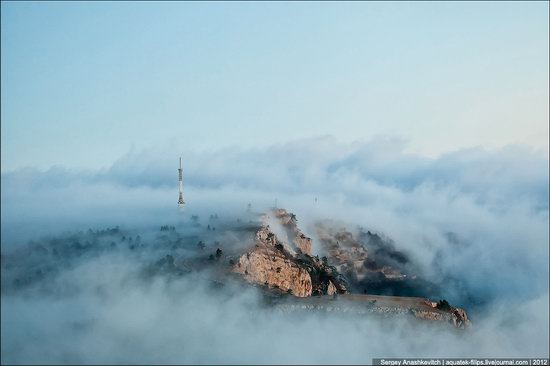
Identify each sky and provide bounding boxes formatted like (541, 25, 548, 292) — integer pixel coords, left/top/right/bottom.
(1, 1, 549, 171)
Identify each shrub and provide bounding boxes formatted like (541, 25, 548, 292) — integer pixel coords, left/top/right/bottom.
(436, 299, 452, 311)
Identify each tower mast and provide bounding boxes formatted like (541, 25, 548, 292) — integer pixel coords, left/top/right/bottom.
(178, 157, 185, 207)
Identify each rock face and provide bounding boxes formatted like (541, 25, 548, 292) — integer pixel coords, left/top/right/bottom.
(230, 209, 470, 329)
(314, 222, 444, 300)
(316, 224, 370, 279)
(294, 234, 312, 256)
(414, 299, 472, 328)
(272, 208, 313, 255)
(231, 211, 347, 297)
(233, 227, 313, 297)
(316, 223, 407, 284)
(327, 281, 337, 296)
(451, 308, 471, 328)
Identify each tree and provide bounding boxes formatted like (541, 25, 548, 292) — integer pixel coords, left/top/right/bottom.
(436, 299, 451, 311)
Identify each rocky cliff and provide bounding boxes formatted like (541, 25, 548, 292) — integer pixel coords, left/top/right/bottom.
(231, 210, 347, 297)
(316, 223, 408, 284)
(272, 208, 313, 255)
(233, 226, 313, 297)
(229, 209, 470, 329)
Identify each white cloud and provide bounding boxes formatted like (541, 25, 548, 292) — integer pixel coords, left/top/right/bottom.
(1, 137, 549, 363)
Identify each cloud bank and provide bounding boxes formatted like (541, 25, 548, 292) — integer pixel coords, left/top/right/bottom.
(1, 137, 549, 363)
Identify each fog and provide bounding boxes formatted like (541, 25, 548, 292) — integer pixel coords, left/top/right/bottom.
(1, 137, 549, 363)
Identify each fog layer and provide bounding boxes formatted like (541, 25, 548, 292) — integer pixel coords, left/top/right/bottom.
(1, 137, 549, 363)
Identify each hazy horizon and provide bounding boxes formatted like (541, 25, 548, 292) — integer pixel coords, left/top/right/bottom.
(1, 1, 549, 171)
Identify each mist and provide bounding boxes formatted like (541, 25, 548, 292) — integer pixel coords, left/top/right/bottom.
(1, 137, 549, 363)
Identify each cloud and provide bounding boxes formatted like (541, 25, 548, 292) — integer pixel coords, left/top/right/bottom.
(1, 137, 549, 363)
(2, 254, 548, 364)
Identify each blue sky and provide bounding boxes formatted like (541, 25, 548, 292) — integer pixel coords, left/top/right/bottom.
(1, 1, 548, 171)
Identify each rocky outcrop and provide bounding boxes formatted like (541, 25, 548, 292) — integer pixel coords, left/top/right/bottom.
(229, 209, 470, 329)
(451, 307, 471, 328)
(294, 252, 348, 296)
(327, 280, 337, 296)
(294, 234, 312, 256)
(315, 223, 407, 283)
(412, 305, 471, 329)
(231, 211, 347, 297)
(425, 299, 471, 328)
(233, 245, 313, 297)
(272, 209, 313, 255)
(313, 222, 446, 300)
(232, 226, 313, 297)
